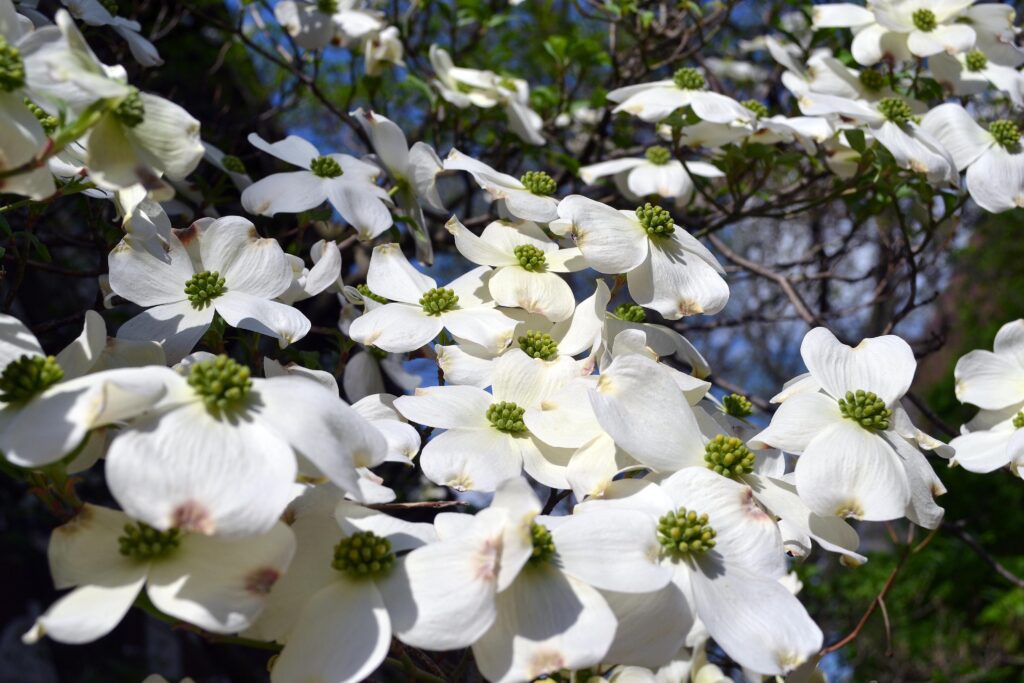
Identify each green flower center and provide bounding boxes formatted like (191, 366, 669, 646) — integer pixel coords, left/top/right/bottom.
(367, 345, 389, 360)
(24, 99, 58, 134)
(0, 355, 64, 404)
(877, 97, 913, 125)
(356, 283, 388, 304)
(645, 146, 672, 165)
(613, 303, 646, 322)
(741, 99, 768, 118)
(332, 531, 395, 579)
(965, 49, 988, 72)
(635, 203, 675, 237)
(989, 119, 1021, 149)
(673, 67, 706, 91)
(100, 0, 118, 14)
(118, 522, 182, 561)
(704, 434, 755, 478)
(912, 8, 937, 32)
(527, 522, 556, 566)
(513, 244, 547, 271)
(316, 0, 340, 13)
(722, 393, 753, 418)
(1013, 411, 1024, 429)
(657, 507, 716, 556)
(838, 389, 891, 431)
(419, 287, 459, 315)
(187, 355, 252, 411)
(487, 401, 527, 433)
(858, 69, 886, 92)
(310, 156, 343, 178)
(184, 270, 226, 309)
(518, 330, 559, 360)
(0, 36, 25, 93)
(114, 88, 145, 128)
(221, 154, 247, 174)
(520, 170, 556, 195)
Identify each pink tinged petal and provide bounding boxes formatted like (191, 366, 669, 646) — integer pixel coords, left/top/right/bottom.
(589, 354, 705, 471)
(555, 195, 649, 274)
(548, 510, 671, 592)
(599, 583, 692, 669)
(907, 23, 976, 58)
(447, 216, 518, 266)
(419, 428, 524, 492)
(800, 327, 916, 405)
(954, 349, 1024, 410)
(117, 300, 215, 364)
(690, 559, 823, 675)
(199, 217, 293, 299)
(366, 243, 436, 303)
(348, 303, 442, 353)
(147, 521, 295, 634)
(443, 307, 518, 354)
(105, 402, 298, 537)
(247, 132, 319, 169)
(394, 385, 493, 429)
(748, 390, 842, 452)
(240, 172, 329, 216)
(965, 146, 1024, 213)
(326, 180, 393, 240)
(473, 567, 617, 683)
(269, 580, 390, 683)
(107, 234, 195, 307)
(795, 421, 911, 521)
(627, 239, 729, 320)
(213, 291, 311, 347)
(920, 103, 994, 170)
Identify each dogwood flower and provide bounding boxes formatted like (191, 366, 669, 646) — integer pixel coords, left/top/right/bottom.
(273, 0, 384, 50)
(104, 353, 387, 536)
(278, 239, 343, 305)
(580, 147, 724, 204)
(444, 149, 561, 222)
(348, 242, 517, 353)
(108, 216, 312, 363)
(393, 478, 671, 682)
(363, 25, 404, 75)
(554, 195, 729, 319)
(23, 504, 294, 644)
(447, 216, 584, 322)
(920, 102, 1024, 212)
(202, 142, 252, 191)
(61, 0, 163, 67)
(396, 349, 579, 490)
(930, 49, 1024, 107)
(751, 327, 944, 524)
(241, 133, 393, 240)
(606, 67, 750, 124)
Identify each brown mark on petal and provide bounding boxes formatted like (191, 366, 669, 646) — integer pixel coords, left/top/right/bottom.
(57, 504, 95, 534)
(528, 650, 565, 679)
(834, 500, 864, 519)
(677, 297, 704, 316)
(172, 500, 215, 534)
(174, 224, 199, 245)
(473, 535, 501, 582)
(740, 486, 771, 520)
(244, 567, 281, 595)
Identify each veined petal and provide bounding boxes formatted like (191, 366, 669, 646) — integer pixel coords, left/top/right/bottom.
(627, 239, 729, 319)
(395, 384, 492, 429)
(800, 327, 916, 405)
(965, 146, 1024, 213)
(214, 291, 311, 348)
(348, 303, 442, 353)
(748, 390, 841, 452)
(954, 348, 1024, 409)
(556, 195, 648, 274)
(366, 243, 435, 303)
(920, 103, 994, 170)
(240, 172, 329, 217)
(247, 132, 319, 169)
(420, 427, 524, 492)
(200, 217, 293, 299)
(443, 307, 518, 354)
(128, 93, 203, 180)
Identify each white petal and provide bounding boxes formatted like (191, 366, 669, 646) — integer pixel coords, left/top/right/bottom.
(26, 574, 146, 645)
(800, 327, 916, 405)
(628, 238, 729, 319)
(214, 291, 311, 347)
(949, 428, 1015, 472)
(55, 310, 107, 380)
(626, 162, 688, 199)
(600, 583, 692, 669)
(954, 348, 1024, 410)
(811, 3, 874, 28)
(116, 300, 214, 364)
(247, 132, 319, 169)
(447, 215, 517, 267)
(556, 195, 648, 274)
(348, 303, 442, 353)
(241, 172, 328, 216)
(200, 217, 292, 299)
(872, 121, 957, 184)
(966, 146, 1024, 213)
(884, 433, 945, 529)
(46, 505, 135, 589)
(907, 23, 976, 57)
(493, 348, 579, 408)
(128, 94, 204, 180)
(502, 188, 560, 223)
(326, 180, 394, 239)
(443, 307, 518, 354)
(0, 313, 43, 367)
(580, 158, 645, 185)
(394, 384, 492, 429)
(107, 233, 195, 306)
(920, 103, 994, 170)
(525, 377, 604, 449)
(420, 428, 524, 492)
(435, 343, 496, 388)
(749, 390, 842, 452)
(994, 319, 1024, 366)
(366, 242, 435, 303)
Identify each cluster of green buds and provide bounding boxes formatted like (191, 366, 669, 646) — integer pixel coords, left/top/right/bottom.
(613, 303, 646, 322)
(332, 531, 395, 579)
(673, 67, 706, 91)
(513, 244, 547, 272)
(858, 69, 887, 92)
(635, 203, 675, 237)
(657, 507, 716, 556)
(911, 8, 937, 32)
(356, 283, 388, 304)
(419, 287, 459, 315)
(518, 330, 559, 360)
(1013, 411, 1024, 429)
(118, 522, 182, 561)
(316, 0, 340, 13)
(0, 35, 25, 93)
(184, 271, 226, 309)
(965, 49, 988, 73)
(989, 120, 1020, 149)
(527, 522, 556, 566)
(114, 88, 146, 128)
(520, 170, 556, 195)
(645, 146, 672, 165)
(704, 434, 756, 478)
(221, 154, 247, 175)
(310, 155, 343, 178)
(837, 389, 892, 431)
(25, 99, 58, 134)
(187, 355, 253, 411)
(487, 401, 527, 433)
(741, 99, 768, 118)
(722, 393, 753, 418)
(877, 97, 913, 125)
(0, 355, 64, 404)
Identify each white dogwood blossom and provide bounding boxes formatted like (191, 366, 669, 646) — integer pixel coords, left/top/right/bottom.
(580, 148, 725, 204)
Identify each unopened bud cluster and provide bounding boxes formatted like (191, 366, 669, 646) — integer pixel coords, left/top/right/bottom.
(184, 271, 226, 309)
(332, 531, 395, 579)
(613, 303, 646, 322)
(527, 522, 556, 565)
(487, 401, 527, 433)
(188, 355, 253, 411)
(657, 508, 716, 556)
(635, 203, 675, 237)
(514, 244, 547, 271)
(518, 330, 559, 360)
(0, 355, 64, 403)
(520, 171, 556, 195)
(118, 522, 182, 561)
(838, 389, 891, 431)
(722, 393, 752, 418)
(704, 434, 755, 478)
(419, 287, 459, 315)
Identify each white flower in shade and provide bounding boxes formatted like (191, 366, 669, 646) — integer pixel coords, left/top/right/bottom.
(348, 243, 517, 354)
(577, 469, 823, 675)
(443, 149, 560, 223)
(395, 349, 579, 490)
(105, 353, 387, 536)
(363, 25, 404, 75)
(0, 311, 170, 468)
(812, 1, 976, 65)
(606, 67, 750, 124)
(930, 49, 1024, 107)
(447, 216, 585, 322)
(798, 91, 957, 185)
(352, 108, 443, 264)
(963, 3, 1024, 67)
(553, 195, 729, 319)
(108, 216, 312, 363)
(246, 494, 436, 683)
(23, 504, 294, 645)
(241, 133, 393, 240)
(751, 327, 945, 525)
(273, 0, 384, 50)
(580, 147, 724, 204)
(61, 0, 163, 67)
(343, 344, 422, 403)
(393, 478, 671, 683)
(278, 239, 343, 305)
(202, 142, 252, 191)
(920, 103, 1024, 212)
